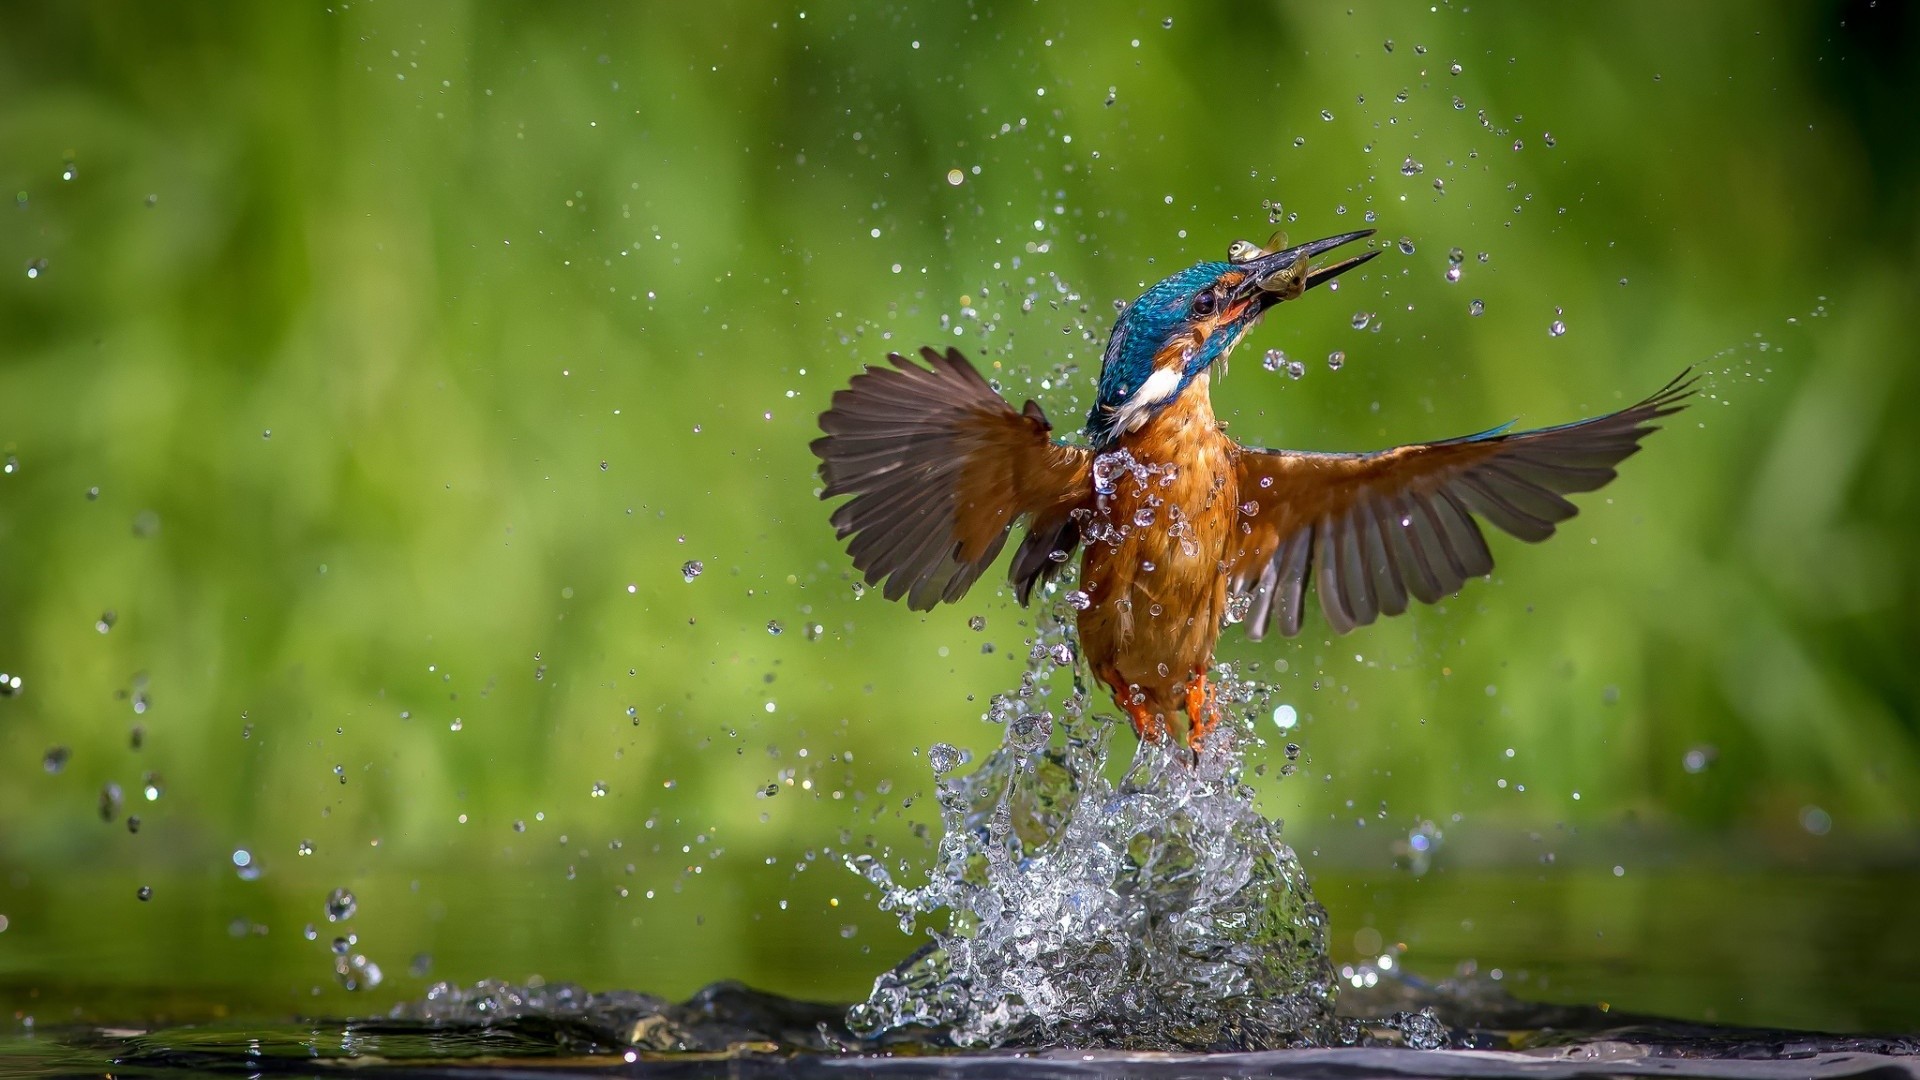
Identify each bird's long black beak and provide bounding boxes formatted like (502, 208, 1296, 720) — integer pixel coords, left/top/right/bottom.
(1234, 229, 1379, 308)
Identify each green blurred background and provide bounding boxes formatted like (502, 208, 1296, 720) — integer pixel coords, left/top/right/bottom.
(2, 0, 1917, 1037)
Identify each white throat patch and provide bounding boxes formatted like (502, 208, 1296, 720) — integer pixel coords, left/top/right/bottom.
(1111, 366, 1184, 436)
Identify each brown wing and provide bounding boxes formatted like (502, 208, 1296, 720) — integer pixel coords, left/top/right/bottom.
(811, 346, 1092, 610)
(1228, 371, 1695, 638)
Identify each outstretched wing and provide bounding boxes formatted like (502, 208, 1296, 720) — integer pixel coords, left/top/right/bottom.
(1228, 371, 1694, 638)
(812, 347, 1092, 610)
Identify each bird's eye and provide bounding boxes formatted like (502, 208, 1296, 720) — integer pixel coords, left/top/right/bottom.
(1191, 292, 1216, 317)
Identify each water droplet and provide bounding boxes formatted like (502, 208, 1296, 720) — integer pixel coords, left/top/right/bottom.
(1512, 138, 1524, 152)
(1444, 265, 1461, 283)
(1396, 237, 1415, 255)
(591, 780, 609, 797)
(1261, 348, 1287, 372)
(967, 616, 986, 632)
(1681, 746, 1717, 774)
(1064, 590, 1091, 610)
(1285, 360, 1305, 380)
(95, 611, 116, 634)
(1273, 704, 1298, 730)
(298, 839, 315, 856)
(946, 168, 964, 186)
(136, 886, 152, 901)
(927, 743, 961, 775)
(1132, 507, 1155, 527)
(337, 953, 383, 991)
(1469, 299, 1486, 317)
(325, 887, 357, 922)
(42, 747, 68, 773)
(1091, 450, 1135, 496)
(98, 783, 123, 822)
(1326, 351, 1345, 371)
(1009, 710, 1052, 751)
(1543, 131, 1557, 147)
(1800, 805, 1832, 836)
(141, 772, 162, 800)
(1161, 17, 1173, 28)
(1225, 594, 1252, 624)
(1399, 156, 1422, 176)
(1548, 319, 1567, 338)
(0, 672, 22, 697)
(1350, 312, 1372, 330)
(1319, 109, 1334, 122)
(1449, 61, 1463, 75)
(1448, 247, 1465, 266)
(680, 560, 703, 582)
(24, 258, 46, 280)
(766, 619, 784, 636)
(2, 456, 16, 475)
(1048, 642, 1074, 666)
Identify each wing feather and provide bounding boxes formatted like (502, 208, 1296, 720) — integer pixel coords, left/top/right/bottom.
(1231, 371, 1693, 638)
(812, 346, 1092, 611)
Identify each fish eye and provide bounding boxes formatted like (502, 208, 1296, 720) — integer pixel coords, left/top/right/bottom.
(1191, 291, 1217, 317)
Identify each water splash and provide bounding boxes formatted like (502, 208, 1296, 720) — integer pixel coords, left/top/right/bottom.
(844, 614, 1359, 1051)
(381, 616, 1450, 1054)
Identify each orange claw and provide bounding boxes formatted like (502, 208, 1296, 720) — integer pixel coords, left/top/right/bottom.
(1123, 699, 1167, 743)
(1121, 699, 1167, 737)
(1185, 674, 1222, 753)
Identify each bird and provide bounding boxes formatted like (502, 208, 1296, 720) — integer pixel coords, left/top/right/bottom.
(811, 228, 1691, 750)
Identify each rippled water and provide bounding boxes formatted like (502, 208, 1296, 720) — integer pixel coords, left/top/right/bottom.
(9, 977, 1916, 1078)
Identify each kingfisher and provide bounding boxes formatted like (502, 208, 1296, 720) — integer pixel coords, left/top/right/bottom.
(812, 229, 1691, 750)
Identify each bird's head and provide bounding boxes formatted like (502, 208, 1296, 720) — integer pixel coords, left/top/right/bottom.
(1087, 229, 1378, 446)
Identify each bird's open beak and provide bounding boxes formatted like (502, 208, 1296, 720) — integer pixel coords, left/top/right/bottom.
(1234, 229, 1380, 309)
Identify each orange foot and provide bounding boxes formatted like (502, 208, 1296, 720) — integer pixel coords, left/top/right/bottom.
(1123, 698, 1168, 743)
(1185, 674, 1222, 756)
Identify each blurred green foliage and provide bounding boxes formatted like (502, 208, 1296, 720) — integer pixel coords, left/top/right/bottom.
(1, 1, 1916, 1034)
